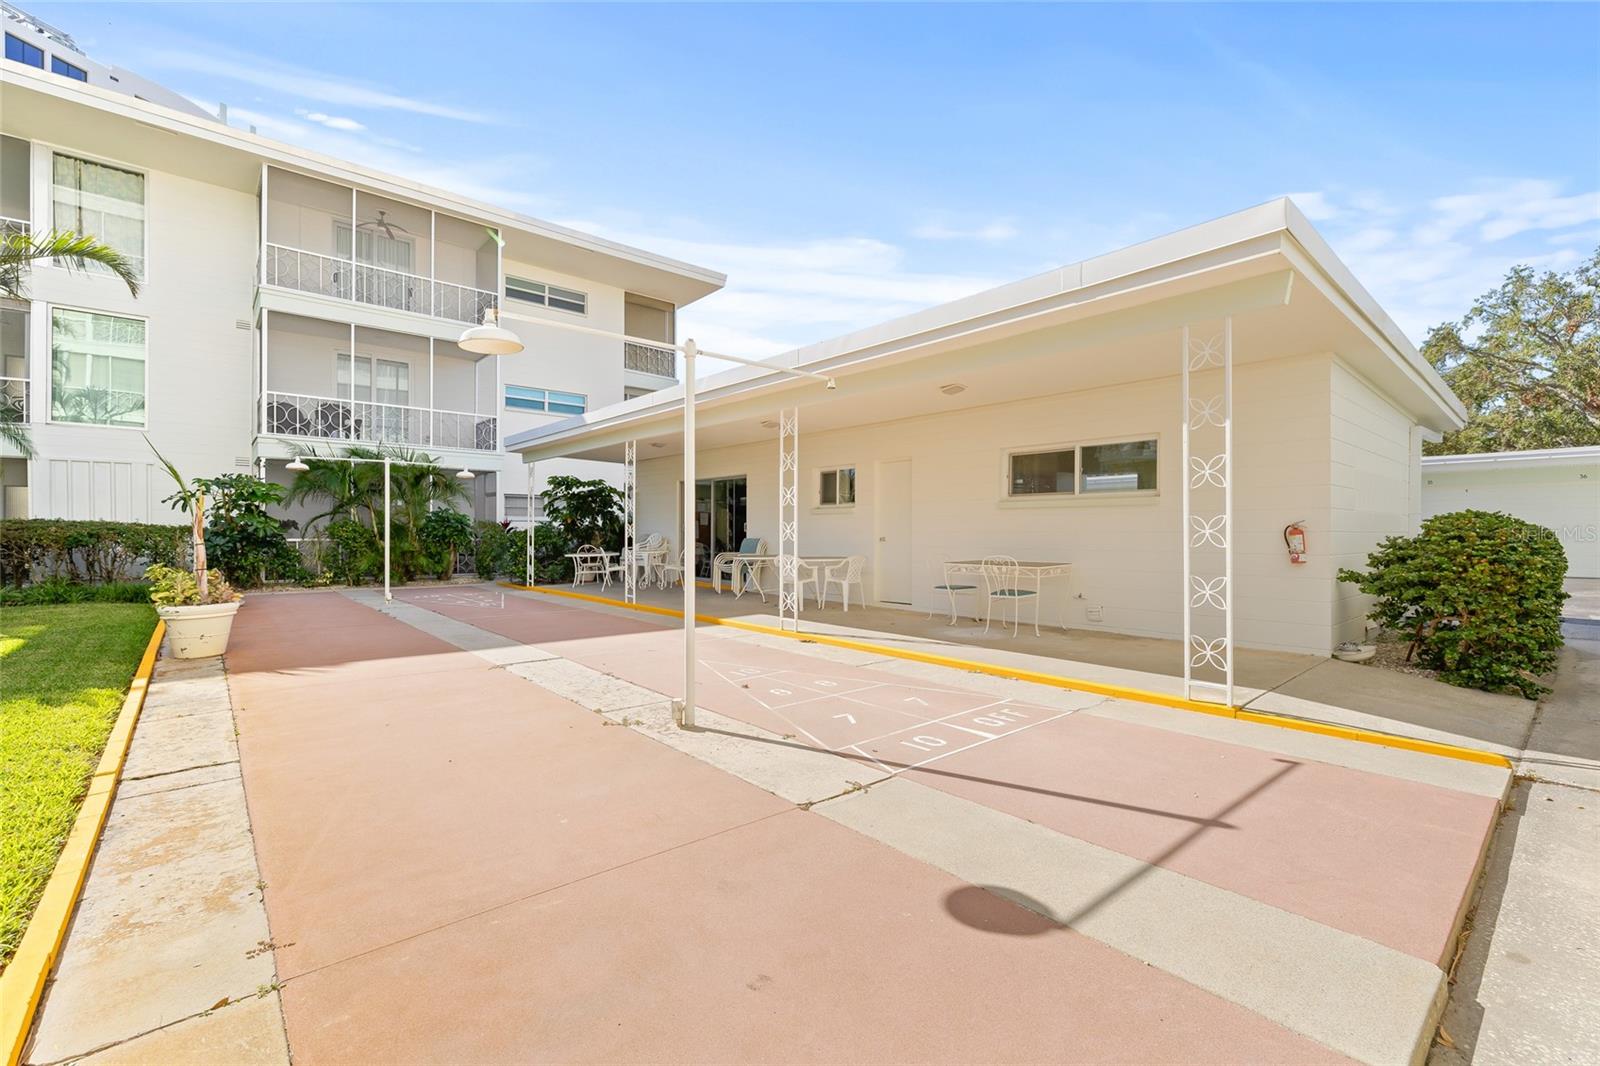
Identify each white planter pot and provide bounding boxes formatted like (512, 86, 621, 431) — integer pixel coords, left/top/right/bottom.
(157, 600, 243, 659)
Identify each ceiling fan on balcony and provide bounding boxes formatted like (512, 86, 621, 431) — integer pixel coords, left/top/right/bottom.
(356, 210, 411, 239)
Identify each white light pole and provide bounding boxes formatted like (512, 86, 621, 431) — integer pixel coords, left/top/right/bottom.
(459, 308, 835, 729)
(285, 451, 475, 601)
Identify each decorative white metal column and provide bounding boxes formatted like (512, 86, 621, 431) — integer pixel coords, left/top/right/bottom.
(622, 439, 638, 604)
(1181, 317, 1234, 706)
(524, 461, 535, 586)
(776, 408, 800, 631)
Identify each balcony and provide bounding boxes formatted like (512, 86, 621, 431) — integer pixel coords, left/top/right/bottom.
(262, 166, 500, 328)
(623, 341, 676, 378)
(260, 312, 499, 455)
(0, 217, 27, 239)
(1, 376, 27, 424)
(264, 391, 497, 452)
(264, 244, 498, 326)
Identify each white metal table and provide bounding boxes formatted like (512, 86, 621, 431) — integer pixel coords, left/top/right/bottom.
(946, 559, 1073, 630)
(716, 554, 849, 602)
(565, 550, 615, 586)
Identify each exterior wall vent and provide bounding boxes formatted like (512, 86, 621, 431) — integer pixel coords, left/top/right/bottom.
(235, 319, 252, 330)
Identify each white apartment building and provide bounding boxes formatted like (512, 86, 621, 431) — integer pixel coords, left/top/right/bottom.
(0, 27, 724, 526)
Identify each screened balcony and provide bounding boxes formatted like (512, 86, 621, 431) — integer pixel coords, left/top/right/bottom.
(259, 312, 499, 453)
(261, 167, 500, 326)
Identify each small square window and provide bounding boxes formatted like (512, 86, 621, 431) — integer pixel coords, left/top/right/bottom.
(1081, 439, 1157, 494)
(819, 466, 855, 506)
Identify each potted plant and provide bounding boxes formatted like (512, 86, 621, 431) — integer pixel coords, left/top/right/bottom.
(147, 439, 244, 657)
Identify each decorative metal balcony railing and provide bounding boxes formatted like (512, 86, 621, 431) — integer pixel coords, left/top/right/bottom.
(263, 244, 500, 326)
(0, 216, 29, 239)
(264, 390, 498, 452)
(0, 377, 28, 425)
(623, 341, 676, 378)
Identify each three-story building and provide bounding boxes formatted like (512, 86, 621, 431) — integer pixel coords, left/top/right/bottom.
(0, 21, 723, 528)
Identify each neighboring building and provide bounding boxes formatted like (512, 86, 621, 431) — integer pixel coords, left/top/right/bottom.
(1422, 446, 1600, 579)
(510, 200, 1469, 660)
(0, 36, 724, 528)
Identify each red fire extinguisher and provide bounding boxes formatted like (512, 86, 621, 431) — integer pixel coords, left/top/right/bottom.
(1284, 522, 1307, 565)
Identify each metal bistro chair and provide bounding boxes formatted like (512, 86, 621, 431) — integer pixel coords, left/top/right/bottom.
(571, 544, 609, 588)
(930, 560, 981, 625)
(658, 546, 686, 589)
(981, 555, 1040, 637)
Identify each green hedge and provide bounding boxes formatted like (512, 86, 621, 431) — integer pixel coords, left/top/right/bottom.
(0, 578, 153, 606)
(1338, 509, 1568, 698)
(0, 519, 189, 587)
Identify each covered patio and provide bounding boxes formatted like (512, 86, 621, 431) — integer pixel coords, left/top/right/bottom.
(508, 200, 1467, 713)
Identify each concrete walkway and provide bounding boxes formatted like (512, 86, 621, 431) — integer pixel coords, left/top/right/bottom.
(1431, 623, 1600, 1065)
(23, 652, 288, 1065)
(194, 584, 1516, 1064)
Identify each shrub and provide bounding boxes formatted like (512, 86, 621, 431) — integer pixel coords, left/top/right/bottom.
(472, 521, 519, 579)
(1338, 509, 1568, 698)
(324, 519, 382, 586)
(541, 475, 622, 552)
(196, 473, 303, 588)
(0, 578, 153, 606)
(419, 509, 475, 580)
(529, 520, 574, 583)
(0, 519, 188, 586)
(145, 563, 238, 606)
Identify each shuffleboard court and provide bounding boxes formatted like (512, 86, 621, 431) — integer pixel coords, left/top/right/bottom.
(395, 585, 1504, 966)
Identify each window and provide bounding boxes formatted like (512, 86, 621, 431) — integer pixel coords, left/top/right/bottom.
(1009, 449, 1076, 496)
(1007, 438, 1159, 498)
(5, 33, 44, 68)
(1081, 439, 1158, 494)
(52, 154, 145, 277)
(336, 354, 410, 405)
(334, 221, 415, 273)
(505, 385, 585, 415)
(51, 56, 86, 81)
(505, 276, 587, 315)
(504, 493, 545, 524)
(50, 308, 146, 427)
(818, 466, 856, 507)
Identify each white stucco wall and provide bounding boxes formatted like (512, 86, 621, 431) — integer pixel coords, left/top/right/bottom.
(633, 352, 1388, 656)
(1422, 453, 1600, 579)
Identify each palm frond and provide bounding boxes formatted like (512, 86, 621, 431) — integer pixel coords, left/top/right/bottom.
(0, 229, 141, 301)
(0, 418, 33, 457)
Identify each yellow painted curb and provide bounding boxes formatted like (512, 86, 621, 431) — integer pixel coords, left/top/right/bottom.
(503, 582, 1511, 770)
(0, 619, 165, 1066)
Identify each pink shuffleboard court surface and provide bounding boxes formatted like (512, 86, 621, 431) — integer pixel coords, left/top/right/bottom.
(397, 586, 1498, 964)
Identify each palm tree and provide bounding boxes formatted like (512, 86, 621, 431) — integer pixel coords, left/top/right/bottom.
(1, 229, 142, 456)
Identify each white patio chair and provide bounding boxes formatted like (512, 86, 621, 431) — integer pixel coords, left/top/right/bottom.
(625, 533, 667, 588)
(712, 537, 768, 596)
(658, 546, 686, 589)
(571, 544, 609, 588)
(981, 554, 1039, 637)
(809, 555, 866, 612)
(929, 561, 981, 624)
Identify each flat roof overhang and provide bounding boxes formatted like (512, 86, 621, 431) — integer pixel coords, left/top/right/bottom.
(0, 67, 725, 308)
(1422, 445, 1600, 471)
(509, 203, 1469, 465)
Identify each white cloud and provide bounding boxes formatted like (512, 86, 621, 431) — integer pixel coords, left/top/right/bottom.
(560, 221, 1007, 364)
(1300, 181, 1599, 341)
(296, 109, 366, 133)
(1284, 191, 1338, 221)
(138, 47, 495, 124)
(911, 218, 1020, 243)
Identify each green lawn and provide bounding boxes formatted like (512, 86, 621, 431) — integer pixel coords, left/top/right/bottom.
(0, 603, 156, 969)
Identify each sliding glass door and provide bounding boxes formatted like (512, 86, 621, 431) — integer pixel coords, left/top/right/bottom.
(690, 476, 747, 577)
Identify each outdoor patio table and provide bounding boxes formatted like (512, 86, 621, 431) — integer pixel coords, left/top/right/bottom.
(628, 546, 669, 588)
(716, 554, 849, 602)
(946, 559, 1073, 629)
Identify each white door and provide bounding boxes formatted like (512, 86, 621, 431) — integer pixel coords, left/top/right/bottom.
(876, 459, 913, 604)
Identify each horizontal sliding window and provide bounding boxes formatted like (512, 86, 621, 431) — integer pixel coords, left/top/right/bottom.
(506, 385, 586, 415)
(1007, 438, 1158, 498)
(505, 276, 587, 315)
(5, 33, 43, 68)
(51, 55, 87, 81)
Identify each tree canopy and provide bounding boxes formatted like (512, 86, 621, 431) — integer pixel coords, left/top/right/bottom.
(1422, 249, 1599, 455)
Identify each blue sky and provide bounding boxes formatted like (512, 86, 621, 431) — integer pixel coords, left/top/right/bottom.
(35, 2, 1600, 357)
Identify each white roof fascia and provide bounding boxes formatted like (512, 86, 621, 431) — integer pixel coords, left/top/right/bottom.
(1423, 445, 1600, 469)
(0, 65, 726, 295)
